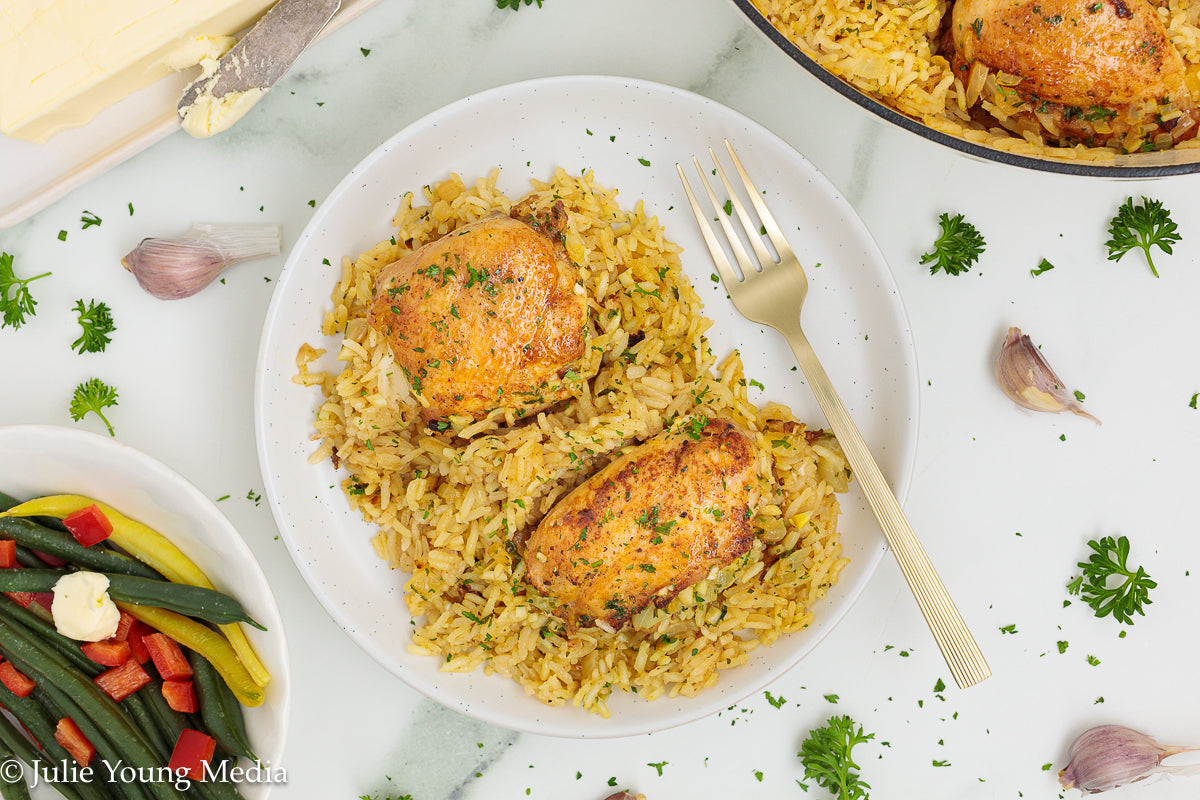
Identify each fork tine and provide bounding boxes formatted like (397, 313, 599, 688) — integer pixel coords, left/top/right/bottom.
(723, 139, 792, 263)
(676, 160, 739, 289)
(675, 163, 742, 290)
(708, 146, 776, 270)
(688, 155, 760, 283)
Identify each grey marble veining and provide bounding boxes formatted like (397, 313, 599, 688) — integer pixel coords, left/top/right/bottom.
(371, 699, 519, 799)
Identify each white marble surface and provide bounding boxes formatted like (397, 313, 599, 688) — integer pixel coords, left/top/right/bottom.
(3, 0, 1200, 798)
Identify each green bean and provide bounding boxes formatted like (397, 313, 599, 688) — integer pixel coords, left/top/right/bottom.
(0, 570, 263, 630)
(124, 693, 170, 759)
(0, 616, 185, 800)
(0, 715, 100, 800)
(13, 545, 48, 569)
(0, 517, 159, 581)
(138, 681, 190, 746)
(2, 493, 62, 570)
(0, 596, 101, 677)
(187, 654, 258, 764)
(31, 686, 153, 800)
(0, 683, 73, 768)
(0, 715, 38, 778)
(133, 685, 240, 800)
(0, 491, 69, 536)
(0, 744, 31, 800)
(31, 692, 133, 800)
(0, 683, 111, 800)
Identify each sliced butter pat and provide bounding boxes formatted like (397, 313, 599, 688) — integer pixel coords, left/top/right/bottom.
(51, 571, 120, 642)
(179, 86, 266, 138)
(0, 0, 275, 143)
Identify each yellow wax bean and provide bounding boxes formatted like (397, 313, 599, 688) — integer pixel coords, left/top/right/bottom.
(119, 603, 264, 708)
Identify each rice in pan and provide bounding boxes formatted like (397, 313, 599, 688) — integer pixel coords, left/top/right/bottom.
(295, 168, 851, 715)
(751, 0, 1200, 162)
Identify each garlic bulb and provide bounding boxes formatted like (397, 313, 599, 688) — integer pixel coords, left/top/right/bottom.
(1059, 724, 1200, 794)
(995, 326, 1100, 424)
(121, 223, 281, 300)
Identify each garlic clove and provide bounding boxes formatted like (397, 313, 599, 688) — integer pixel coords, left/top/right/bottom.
(995, 326, 1100, 424)
(1059, 724, 1200, 794)
(121, 238, 226, 300)
(121, 223, 281, 300)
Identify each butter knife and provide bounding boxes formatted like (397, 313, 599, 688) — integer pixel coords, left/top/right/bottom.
(177, 0, 341, 137)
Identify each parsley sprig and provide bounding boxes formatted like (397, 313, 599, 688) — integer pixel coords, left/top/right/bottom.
(495, 0, 543, 8)
(69, 378, 119, 437)
(0, 252, 52, 330)
(1105, 196, 1180, 277)
(919, 213, 985, 276)
(798, 715, 875, 800)
(71, 299, 116, 353)
(1067, 535, 1155, 624)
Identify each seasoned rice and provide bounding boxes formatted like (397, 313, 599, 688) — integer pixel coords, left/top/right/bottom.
(751, 0, 1200, 162)
(295, 168, 852, 715)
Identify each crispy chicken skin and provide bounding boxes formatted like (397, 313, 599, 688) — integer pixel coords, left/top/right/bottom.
(525, 419, 762, 632)
(948, 0, 1199, 147)
(367, 202, 591, 422)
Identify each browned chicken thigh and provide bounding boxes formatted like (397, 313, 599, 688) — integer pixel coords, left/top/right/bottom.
(948, 0, 1199, 149)
(524, 419, 764, 632)
(368, 202, 592, 422)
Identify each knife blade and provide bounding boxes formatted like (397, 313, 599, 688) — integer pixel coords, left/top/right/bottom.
(177, 0, 341, 137)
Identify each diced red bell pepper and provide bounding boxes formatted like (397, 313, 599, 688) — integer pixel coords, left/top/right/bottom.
(32, 550, 67, 567)
(161, 680, 198, 713)
(4, 591, 34, 608)
(0, 660, 36, 698)
(113, 612, 151, 663)
(3, 591, 53, 616)
(81, 639, 131, 667)
(62, 504, 113, 547)
(168, 729, 215, 781)
(0, 540, 14, 569)
(55, 718, 95, 767)
(113, 610, 137, 642)
(94, 659, 151, 702)
(143, 633, 193, 681)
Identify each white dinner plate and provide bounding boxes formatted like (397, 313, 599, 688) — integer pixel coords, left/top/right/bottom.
(254, 75, 918, 738)
(0, 424, 289, 798)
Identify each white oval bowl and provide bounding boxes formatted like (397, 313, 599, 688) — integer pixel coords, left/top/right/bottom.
(0, 424, 289, 800)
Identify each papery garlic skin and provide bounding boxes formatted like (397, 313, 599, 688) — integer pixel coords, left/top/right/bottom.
(995, 326, 1100, 424)
(1060, 724, 1200, 794)
(121, 223, 281, 300)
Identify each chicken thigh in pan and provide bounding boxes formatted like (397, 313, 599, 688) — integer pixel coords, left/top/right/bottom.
(947, 0, 1199, 150)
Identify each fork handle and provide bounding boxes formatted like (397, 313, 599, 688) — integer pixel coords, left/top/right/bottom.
(780, 322, 991, 689)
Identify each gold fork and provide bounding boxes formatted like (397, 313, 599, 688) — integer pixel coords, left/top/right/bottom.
(677, 140, 991, 689)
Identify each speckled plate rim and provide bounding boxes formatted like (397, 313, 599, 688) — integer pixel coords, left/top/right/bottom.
(729, 0, 1200, 178)
(254, 74, 919, 738)
(0, 424, 290, 798)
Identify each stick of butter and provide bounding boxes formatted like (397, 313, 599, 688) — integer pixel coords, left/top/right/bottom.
(0, 0, 277, 143)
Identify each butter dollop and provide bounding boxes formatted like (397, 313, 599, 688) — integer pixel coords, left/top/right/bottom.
(179, 87, 267, 138)
(51, 572, 121, 642)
